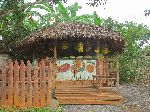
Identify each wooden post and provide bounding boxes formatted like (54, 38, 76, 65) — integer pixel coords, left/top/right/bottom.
(20, 61, 26, 108)
(53, 39, 57, 81)
(33, 63, 39, 107)
(14, 61, 20, 107)
(8, 61, 13, 107)
(95, 40, 101, 90)
(96, 39, 100, 58)
(103, 58, 107, 84)
(116, 60, 120, 93)
(40, 60, 46, 107)
(1, 63, 6, 107)
(53, 39, 57, 61)
(27, 60, 32, 107)
(33, 52, 35, 62)
(47, 61, 53, 105)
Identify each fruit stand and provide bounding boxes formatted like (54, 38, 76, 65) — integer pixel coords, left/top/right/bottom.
(15, 22, 126, 104)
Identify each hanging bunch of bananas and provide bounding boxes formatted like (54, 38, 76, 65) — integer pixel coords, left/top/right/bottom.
(95, 49, 99, 54)
(76, 42, 84, 53)
(103, 48, 109, 54)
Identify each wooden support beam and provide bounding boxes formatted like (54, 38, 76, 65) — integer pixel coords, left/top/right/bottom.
(116, 60, 120, 93)
(53, 39, 57, 60)
(96, 39, 100, 58)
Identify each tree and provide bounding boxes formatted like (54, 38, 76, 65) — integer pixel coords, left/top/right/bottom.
(0, 0, 42, 50)
(0, 0, 104, 51)
(103, 17, 150, 83)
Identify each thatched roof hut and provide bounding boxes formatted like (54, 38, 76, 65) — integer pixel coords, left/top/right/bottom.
(15, 22, 126, 58)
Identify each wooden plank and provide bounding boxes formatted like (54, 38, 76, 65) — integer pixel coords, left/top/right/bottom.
(56, 92, 98, 94)
(47, 61, 53, 105)
(39, 60, 46, 107)
(58, 99, 123, 105)
(26, 60, 32, 107)
(57, 96, 122, 100)
(55, 80, 93, 87)
(55, 88, 97, 91)
(20, 61, 26, 108)
(14, 61, 20, 107)
(33, 63, 39, 107)
(52, 62, 56, 89)
(55, 81, 123, 105)
(55, 89, 98, 92)
(116, 60, 119, 93)
(7, 61, 13, 107)
(55, 94, 122, 98)
(1, 64, 6, 107)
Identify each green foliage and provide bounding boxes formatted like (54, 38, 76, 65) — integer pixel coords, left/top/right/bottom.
(103, 17, 150, 83)
(1, 0, 149, 83)
(142, 45, 150, 56)
(0, 0, 42, 50)
(33, 2, 103, 27)
(0, 0, 103, 50)
(0, 106, 63, 112)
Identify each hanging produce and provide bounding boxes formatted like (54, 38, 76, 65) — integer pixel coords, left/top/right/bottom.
(62, 41, 68, 50)
(76, 42, 84, 53)
(103, 48, 109, 54)
(95, 49, 99, 54)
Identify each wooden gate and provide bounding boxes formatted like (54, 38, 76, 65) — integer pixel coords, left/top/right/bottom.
(0, 60, 55, 108)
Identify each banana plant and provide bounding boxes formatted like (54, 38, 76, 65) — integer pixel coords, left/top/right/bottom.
(33, 1, 103, 26)
(0, 0, 43, 49)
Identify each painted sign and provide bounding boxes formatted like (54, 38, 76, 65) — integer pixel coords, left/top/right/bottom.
(56, 59, 96, 80)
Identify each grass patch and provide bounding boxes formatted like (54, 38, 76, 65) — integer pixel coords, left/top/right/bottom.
(0, 106, 63, 112)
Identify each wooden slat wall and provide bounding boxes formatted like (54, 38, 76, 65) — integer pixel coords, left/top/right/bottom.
(0, 60, 54, 108)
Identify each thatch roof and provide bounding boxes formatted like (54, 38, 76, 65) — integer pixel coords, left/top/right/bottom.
(15, 22, 126, 53)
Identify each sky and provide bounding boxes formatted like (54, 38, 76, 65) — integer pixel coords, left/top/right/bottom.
(25, 0, 150, 28)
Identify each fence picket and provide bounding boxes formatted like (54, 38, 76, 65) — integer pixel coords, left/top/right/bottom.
(0, 60, 54, 108)
(20, 61, 26, 108)
(1, 64, 7, 107)
(33, 63, 39, 107)
(14, 61, 20, 107)
(27, 60, 32, 107)
(47, 61, 53, 105)
(8, 61, 13, 106)
(40, 60, 46, 106)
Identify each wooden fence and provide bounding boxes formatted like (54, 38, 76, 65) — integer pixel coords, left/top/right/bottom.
(0, 60, 55, 108)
